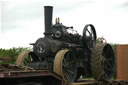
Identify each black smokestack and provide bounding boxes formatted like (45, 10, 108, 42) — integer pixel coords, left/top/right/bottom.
(44, 6, 53, 37)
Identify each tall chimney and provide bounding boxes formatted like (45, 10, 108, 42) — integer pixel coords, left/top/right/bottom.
(44, 6, 53, 37)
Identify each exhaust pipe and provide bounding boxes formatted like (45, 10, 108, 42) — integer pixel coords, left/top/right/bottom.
(44, 6, 53, 37)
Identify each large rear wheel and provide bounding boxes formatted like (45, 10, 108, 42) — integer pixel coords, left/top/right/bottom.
(90, 43, 115, 81)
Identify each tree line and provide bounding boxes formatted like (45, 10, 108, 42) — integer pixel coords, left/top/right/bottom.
(0, 47, 30, 64)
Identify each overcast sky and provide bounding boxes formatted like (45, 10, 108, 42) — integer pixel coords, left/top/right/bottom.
(0, 0, 128, 49)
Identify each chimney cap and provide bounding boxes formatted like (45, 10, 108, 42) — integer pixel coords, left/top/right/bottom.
(44, 6, 53, 8)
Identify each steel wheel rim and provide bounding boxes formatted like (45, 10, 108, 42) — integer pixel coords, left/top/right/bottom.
(54, 49, 77, 84)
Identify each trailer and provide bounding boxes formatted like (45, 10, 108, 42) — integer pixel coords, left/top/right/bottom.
(72, 80, 128, 85)
(0, 60, 128, 85)
(0, 64, 63, 85)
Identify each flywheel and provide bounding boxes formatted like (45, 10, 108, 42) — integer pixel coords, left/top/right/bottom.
(90, 43, 115, 81)
(53, 49, 77, 84)
(82, 24, 97, 51)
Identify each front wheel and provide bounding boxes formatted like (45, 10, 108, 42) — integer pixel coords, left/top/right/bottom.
(53, 49, 77, 84)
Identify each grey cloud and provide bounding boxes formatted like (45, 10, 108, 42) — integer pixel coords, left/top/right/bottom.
(1, 1, 44, 32)
(2, 1, 44, 22)
(1, 0, 95, 32)
(118, 2, 128, 9)
(121, 2, 128, 8)
(53, 0, 94, 14)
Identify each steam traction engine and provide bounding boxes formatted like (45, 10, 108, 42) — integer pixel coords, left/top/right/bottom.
(16, 6, 115, 84)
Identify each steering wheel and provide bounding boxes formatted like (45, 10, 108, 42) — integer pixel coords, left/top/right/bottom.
(82, 24, 97, 50)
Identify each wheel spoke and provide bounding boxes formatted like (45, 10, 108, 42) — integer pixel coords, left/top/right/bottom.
(86, 28, 91, 36)
(107, 63, 113, 70)
(24, 58, 28, 65)
(67, 70, 74, 74)
(91, 28, 93, 36)
(104, 58, 113, 62)
(104, 65, 112, 72)
(104, 72, 109, 79)
(105, 49, 111, 55)
(67, 61, 75, 66)
(64, 72, 70, 81)
(88, 40, 93, 49)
